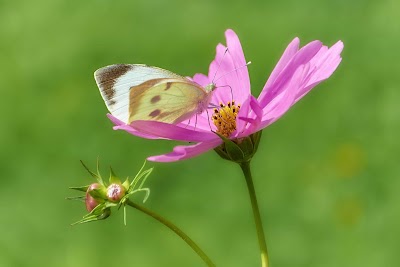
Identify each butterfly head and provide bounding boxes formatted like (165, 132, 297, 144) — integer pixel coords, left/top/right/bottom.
(204, 82, 217, 93)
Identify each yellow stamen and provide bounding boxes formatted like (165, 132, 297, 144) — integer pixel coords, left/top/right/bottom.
(212, 101, 241, 137)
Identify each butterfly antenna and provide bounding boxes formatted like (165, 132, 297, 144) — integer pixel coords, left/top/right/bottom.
(214, 61, 252, 84)
(211, 47, 229, 84)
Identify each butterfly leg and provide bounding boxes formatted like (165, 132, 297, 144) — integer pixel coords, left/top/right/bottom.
(205, 108, 213, 131)
(184, 118, 191, 129)
(214, 84, 234, 102)
(193, 114, 199, 131)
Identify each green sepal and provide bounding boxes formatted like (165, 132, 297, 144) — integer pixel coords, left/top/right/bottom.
(250, 130, 262, 154)
(122, 178, 130, 191)
(71, 206, 112, 225)
(109, 166, 120, 185)
(213, 130, 263, 163)
(71, 201, 118, 225)
(88, 188, 107, 200)
(237, 136, 254, 160)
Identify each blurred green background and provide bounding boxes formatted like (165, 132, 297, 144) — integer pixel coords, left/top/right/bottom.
(1, 0, 399, 266)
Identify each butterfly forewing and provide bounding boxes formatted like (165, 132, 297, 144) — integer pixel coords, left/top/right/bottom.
(129, 78, 207, 124)
(94, 64, 184, 123)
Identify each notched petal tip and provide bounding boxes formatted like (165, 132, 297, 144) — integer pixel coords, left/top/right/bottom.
(147, 140, 222, 162)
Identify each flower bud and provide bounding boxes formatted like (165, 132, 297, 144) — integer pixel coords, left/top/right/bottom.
(69, 160, 152, 225)
(107, 183, 126, 202)
(85, 183, 104, 212)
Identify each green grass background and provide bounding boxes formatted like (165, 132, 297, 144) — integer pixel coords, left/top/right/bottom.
(1, 0, 399, 266)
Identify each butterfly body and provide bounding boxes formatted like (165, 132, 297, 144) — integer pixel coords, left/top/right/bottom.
(95, 64, 215, 124)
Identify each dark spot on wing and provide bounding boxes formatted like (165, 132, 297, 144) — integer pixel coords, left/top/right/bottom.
(149, 109, 161, 118)
(130, 79, 162, 91)
(95, 64, 132, 100)
(164, 82, 172, 90)
(157, 111, 173, 119)
(151, 95, 161, 103)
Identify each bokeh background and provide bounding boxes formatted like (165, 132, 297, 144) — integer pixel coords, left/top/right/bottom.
(1, 0, 399, 266)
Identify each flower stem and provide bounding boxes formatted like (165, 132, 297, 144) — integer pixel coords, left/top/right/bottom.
(240, 161, 269, 267)
(125, 199, 216, 267)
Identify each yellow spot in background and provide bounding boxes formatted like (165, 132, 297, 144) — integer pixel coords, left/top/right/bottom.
(335, 198, 363, 227)
(333, 143, 366, 179)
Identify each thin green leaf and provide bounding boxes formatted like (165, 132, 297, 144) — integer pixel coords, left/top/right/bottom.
(69, 185, 90, 192)
(65, 196, 85, 202)
(132, 188, 151, 203)
(123, 205, 127, 226)
(81, 160, 103, 184)
(135, 167, 153, 190)
(130, 160, 147, 187)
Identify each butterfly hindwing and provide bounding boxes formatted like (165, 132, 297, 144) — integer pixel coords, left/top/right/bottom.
(94, 64, 185, 123)
(129, 78, 207, 124)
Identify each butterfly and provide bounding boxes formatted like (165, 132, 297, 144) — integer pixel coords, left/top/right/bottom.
(94, 64, 216, 125)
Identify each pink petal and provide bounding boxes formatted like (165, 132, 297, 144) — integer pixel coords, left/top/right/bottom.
(208, 30, 250, 106)
(260, 64, 307, 128)
(208, 44, 231, 105)
(177, 113, 217, 132)
(258, 40, 323, 108)
(225, 29, 251, 100)
(295, 41, 344, 101)
(235, 95, 252, 134)
(264, 37, 300, 89)
(238, 96, 263, 137)
(147, 139, 222, 162)
(192, 73, 210, 87)
(107, 114, 160, 139)
(130, 120, 216, 142)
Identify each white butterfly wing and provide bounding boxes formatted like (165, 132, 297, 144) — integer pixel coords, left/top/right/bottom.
(129, 78, 207, 124)
(94, 64, 185, 123)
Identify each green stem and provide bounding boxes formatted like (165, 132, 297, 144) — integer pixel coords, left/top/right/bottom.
(125, 199, 216, 267)
(240, 161, 269, 267)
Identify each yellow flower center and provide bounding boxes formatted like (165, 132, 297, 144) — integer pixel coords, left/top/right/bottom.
(212, 101, 241, 137)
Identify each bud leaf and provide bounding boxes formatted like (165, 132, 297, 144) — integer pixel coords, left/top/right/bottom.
(214, 132, 245, 160)
(109, 166, 120, 184)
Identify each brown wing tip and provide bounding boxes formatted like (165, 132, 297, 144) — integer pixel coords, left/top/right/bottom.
(94, 64, 133, 88)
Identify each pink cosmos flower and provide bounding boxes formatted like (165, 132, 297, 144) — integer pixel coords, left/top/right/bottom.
(108, 29, 343, 162)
